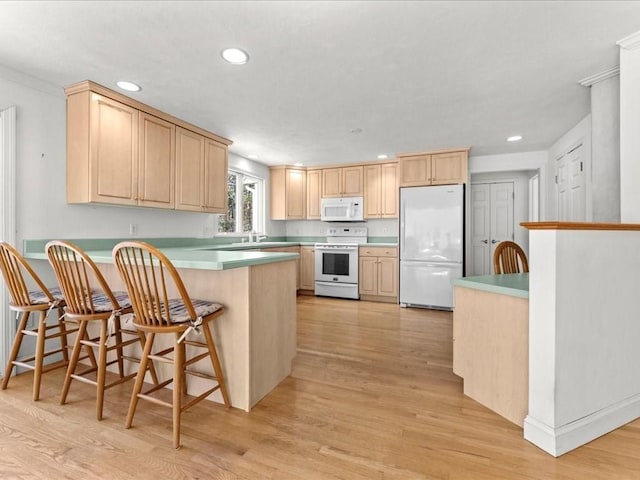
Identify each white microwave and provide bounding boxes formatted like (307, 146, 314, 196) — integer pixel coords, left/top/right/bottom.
(320, 196, 364, 222)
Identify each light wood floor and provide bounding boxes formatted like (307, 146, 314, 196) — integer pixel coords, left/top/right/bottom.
(2, 296, 640, 479)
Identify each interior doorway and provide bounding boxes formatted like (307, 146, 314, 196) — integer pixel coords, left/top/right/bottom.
(470, 181, 514, 275)
(0, 105, 17, 374)
(556, 143, 586, 221)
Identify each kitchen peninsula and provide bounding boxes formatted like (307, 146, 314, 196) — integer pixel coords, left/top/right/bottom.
(454, 222, 640, 458)
(24, 239, 299, 412)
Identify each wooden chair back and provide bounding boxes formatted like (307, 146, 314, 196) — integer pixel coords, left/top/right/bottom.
(45, 240, 120, 316)
(112, 241, 196, 327)
(0, 242, 55, 308)
(493, 241, 529, 274)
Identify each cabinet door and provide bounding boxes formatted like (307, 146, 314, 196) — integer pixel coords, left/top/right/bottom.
(322, 168, 342, 197)
(378, 257, 398, 297)
(359, 256, 378, 295)
(306, 169, 322, 219)
(202, 138, 228, 213)
(399, 154, 431, 187)
(285, 169, 306, 219)
(431, 151, 468, 185)
(175, 127, 205, 211)
(342, 166, 363, 196)
(138, 112, 175, 209)
(380, 163, 399, 218)
(299, 246, 315, 290)
(90, 93, 139, 205)
(364, 165, 381, 218)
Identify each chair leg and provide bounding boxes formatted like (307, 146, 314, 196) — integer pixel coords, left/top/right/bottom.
(96, 320, 108, 421)
(173, 333, 185, 449)
(57, 307, 70, 364)
(114, 316, 125, 378)
(126, 332, 154, 430)
(136, 330, 159, 385)
(203, 324, 231, 407)
(60, 320, 88, 405)
(2, 311, 30, 391)
(32, 311, 48, 401)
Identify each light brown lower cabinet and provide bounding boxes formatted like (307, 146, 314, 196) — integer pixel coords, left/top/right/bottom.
(299, 246, 315, 293)
(359, 247, 398, 303)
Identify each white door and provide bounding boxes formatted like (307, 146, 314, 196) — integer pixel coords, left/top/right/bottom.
(557, 144, 585, 221)
(470, 182, 514, 276)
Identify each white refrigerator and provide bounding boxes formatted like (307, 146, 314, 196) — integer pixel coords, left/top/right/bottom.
(399, 184, 464, 310)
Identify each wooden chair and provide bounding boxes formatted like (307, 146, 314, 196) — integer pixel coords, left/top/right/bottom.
(45, 240, 158, 420)
(112, 241, 230, 449)
(493, 241, 529, 274)
(0, 242, 82, 400)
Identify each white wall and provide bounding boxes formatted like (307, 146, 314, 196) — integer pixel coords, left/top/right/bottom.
(546, 115, 592, 221)
(619, 32, 640, 222)
(591, 76, 621, 222)
(285, 218, 397, 238)
(0, 67, 272, 248)
(525, 228, 640, 456)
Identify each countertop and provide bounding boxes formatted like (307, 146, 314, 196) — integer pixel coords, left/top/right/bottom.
(452, 273, 529, 299)
(23, 237, 398, 271)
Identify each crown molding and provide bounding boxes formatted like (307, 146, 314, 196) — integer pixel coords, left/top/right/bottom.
(617, 31, 640, 50)
(578, 66, 620, 87)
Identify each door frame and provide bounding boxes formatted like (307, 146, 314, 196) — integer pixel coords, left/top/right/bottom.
(469, 180, 516, 276)
(466, 164, 545, 276)
(0, 105, 17, 374)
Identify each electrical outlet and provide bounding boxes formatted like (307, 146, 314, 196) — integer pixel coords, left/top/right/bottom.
(129, 223, 137, 236)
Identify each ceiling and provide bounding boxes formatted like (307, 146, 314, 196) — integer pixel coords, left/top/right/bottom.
(1, 1, 640, 167)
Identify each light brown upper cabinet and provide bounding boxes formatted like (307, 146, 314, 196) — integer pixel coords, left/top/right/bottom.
(270, 166, 306, 220)
(364, 162, 398, 219)
(321, 166, 363, 197)
(67, 92, 140, 206)
(175, 128, 228, 214)
(139, 112, 175, 209)
(65, 80, 231, 212)
(398, 148, 469, 187)
(306, 168, 322, 219)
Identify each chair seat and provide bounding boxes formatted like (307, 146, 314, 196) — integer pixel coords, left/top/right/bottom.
(27, 286, 65, 306)
(145, 299, 223, 324)
(87, 291, 131, 313)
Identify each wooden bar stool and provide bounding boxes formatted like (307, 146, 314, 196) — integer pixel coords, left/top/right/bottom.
(0, 242, 84, 401)
(493, 241, 529, 274)
(112, 241, 230, 449)
(46, 240, 158, 420)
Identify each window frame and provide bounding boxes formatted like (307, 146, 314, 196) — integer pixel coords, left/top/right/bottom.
(216, 168, 266, 236)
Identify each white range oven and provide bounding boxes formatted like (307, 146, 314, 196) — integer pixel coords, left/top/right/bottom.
(315, 227, 367, 300)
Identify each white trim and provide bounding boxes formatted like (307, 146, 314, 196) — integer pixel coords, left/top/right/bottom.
(617, 31, 640, 50)
(578, 66, 620, 87)
(524, 393, 640, 457)
(0, 105, 17, 374)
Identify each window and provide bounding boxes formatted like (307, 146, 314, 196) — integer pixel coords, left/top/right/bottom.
(217, 170, 265, 234)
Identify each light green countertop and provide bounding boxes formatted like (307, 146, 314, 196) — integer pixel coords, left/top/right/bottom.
(24, 245, 299, 271)
(23, 236, 397, 271)
(453, 273, 529, 299)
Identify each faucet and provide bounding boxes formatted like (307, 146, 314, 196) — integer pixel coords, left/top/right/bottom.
(248, 231, 254, 243)
(256, 234, 268, 243)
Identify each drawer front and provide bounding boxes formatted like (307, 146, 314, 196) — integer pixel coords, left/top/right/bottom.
(359, 247, 397, 257)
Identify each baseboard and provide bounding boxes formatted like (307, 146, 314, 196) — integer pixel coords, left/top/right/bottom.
(524, 393, 640, 456)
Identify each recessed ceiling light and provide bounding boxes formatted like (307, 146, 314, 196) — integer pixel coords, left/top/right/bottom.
(507, 135, 523, 142)
(248, 154, 259, 160)
(116, 81, 141, 92)
(221, 48, 250, 65)
(377, 154, 388, 159)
